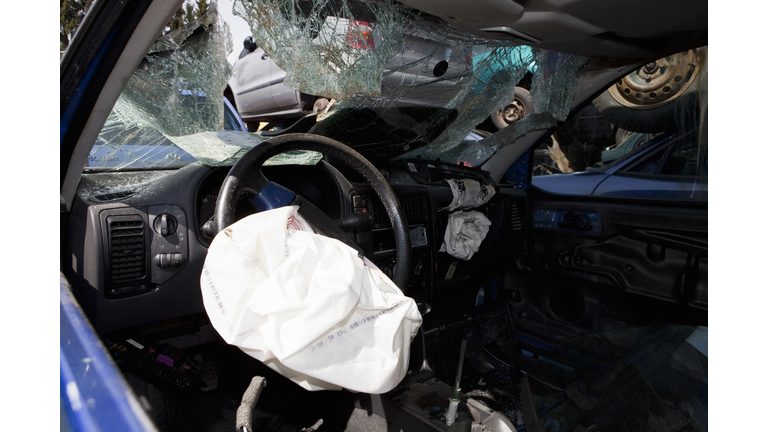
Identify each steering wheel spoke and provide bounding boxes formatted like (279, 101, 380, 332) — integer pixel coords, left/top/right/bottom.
(294, 195, 366, 257)
(213, 133, 411, 289)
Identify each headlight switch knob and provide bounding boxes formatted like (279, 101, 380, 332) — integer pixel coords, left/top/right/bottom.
(153, 213, 178, 237)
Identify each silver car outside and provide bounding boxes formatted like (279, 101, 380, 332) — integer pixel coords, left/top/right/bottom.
(226, 18, 471, 129)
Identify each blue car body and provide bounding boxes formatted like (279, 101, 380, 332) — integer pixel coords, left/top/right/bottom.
(59, 1, 708, 431)
(532, 129, 707, 201)
(61, 276, 157, 432)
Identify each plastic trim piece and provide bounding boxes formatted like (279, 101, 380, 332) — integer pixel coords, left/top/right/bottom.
(253, 182, 297, 211)
(480, 26, 541, 44)
(60, 273, 158, 432)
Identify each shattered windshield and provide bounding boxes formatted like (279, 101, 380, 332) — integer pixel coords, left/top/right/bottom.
(88, 0, 589, 171)
(85, 3, 259, 171)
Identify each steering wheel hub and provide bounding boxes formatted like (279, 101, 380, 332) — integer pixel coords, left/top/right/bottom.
(213, 133, 412, 289)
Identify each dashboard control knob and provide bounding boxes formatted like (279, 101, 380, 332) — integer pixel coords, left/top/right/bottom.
(153, 214, 178, 237)
(153, 253, 186, 269)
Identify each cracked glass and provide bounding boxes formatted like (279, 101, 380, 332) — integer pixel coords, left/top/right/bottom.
(530, 46, 708, 201)
(85, 3, 261, 171)
(87, 0, 590, 171)
(232, 0, 587, 166)
(85, 3, 319, 172)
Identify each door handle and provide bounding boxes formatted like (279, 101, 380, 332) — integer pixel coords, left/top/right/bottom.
(261, 54, 269, 60)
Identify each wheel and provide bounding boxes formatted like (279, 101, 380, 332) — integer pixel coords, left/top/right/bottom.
(313, 97, 329, 113)
(212, 133, 412, 289)
(491, 87, 533, 130)
(593, 47, 705, 133)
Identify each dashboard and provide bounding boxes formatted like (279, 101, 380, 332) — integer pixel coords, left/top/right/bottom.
(194, 164, 346, 247)
(65, 158, 527, 335)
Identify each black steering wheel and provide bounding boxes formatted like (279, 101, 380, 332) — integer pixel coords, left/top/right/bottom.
(212, 133, 411, 290)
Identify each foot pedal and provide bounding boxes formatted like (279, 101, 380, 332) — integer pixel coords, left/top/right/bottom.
(199, 366, 218, 392)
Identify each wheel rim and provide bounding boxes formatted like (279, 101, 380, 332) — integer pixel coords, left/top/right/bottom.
(313, 98, 329, 113)
(608, 48, 702, 109)
(502, 98, 526, 124)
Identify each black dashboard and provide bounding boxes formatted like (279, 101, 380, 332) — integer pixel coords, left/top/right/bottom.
(65, 158, 527, 335)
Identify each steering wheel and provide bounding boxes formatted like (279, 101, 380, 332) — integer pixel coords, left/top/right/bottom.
(212, 133, 411, 290)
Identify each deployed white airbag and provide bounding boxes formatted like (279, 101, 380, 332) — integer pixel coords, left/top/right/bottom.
(440, 210, 492, 261)
(200, 206, 422, 393)
(443, 179, 496, 211)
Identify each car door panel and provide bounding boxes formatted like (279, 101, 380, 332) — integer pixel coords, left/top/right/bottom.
(508, 196, 707, 344)
(230, 47, 278, 117)
(592, 175, 708, 200)
(270, 83, 302, 112)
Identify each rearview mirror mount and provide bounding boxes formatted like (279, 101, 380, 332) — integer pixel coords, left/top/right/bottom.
(244, 35, 257, 52)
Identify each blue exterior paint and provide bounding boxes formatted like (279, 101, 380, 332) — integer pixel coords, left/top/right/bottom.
(61, 29, 117, 145)
(504, 150, 531, 189)
(60, 275, 156, 432)
(529, 130, 707, 201)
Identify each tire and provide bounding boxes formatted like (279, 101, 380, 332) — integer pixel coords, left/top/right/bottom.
(491, 87, 533, 130)
(593, 47, 705, 133)
(313, 97, 330, 113)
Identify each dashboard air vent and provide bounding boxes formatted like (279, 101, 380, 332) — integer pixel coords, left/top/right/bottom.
(400, 195, 429, 223)
(370, 203, 387, 225)
(106, 215, 146, 282)
(370, 195, 429, 225)
(95, 191, 135, 201)
(510, 202, 523, 232)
